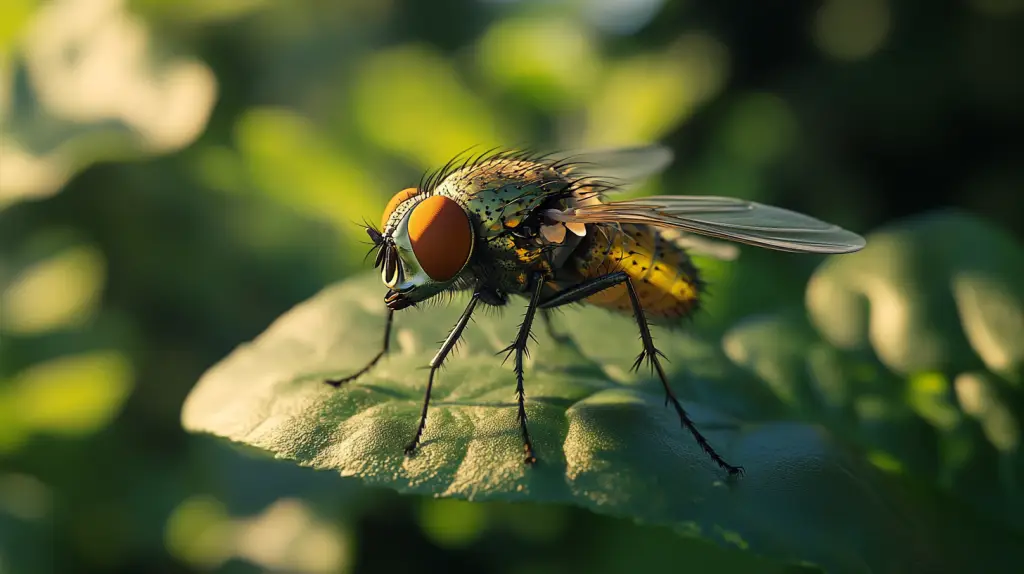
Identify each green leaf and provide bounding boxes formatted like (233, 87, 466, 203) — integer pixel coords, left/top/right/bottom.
(806, 209, 1024, 381)
(183, 210, 1024, 573)
(801, 209, 1024, 534)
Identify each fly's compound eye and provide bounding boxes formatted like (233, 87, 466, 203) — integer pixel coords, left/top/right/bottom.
(381, 188, 420, 229)
(408, 195, 473, 282)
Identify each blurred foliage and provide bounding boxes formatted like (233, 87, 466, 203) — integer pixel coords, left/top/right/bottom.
(1, 0, 1022, 573)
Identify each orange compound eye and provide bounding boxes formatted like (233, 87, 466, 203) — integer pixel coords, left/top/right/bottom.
(381, 188, 420, 229)
(408, 195, 473, 282)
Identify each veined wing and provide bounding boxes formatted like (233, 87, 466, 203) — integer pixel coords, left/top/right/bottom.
(547, 195, 867, 254)
(552, 145, 673, 192)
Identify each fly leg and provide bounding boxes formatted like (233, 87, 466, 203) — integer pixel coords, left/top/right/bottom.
(540, 271, 744, 476)
(405, 292, 481, 456)
(325, 308, 394, 387)
(499, 274, 546, 465)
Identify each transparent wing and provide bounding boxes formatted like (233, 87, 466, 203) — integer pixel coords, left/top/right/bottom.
(549, 195, 866, 254)
(658, 229, 742, 261)
(552, 145, 673, 192)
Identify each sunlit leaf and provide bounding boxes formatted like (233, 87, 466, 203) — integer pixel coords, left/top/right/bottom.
(233, 107, 383, 243)
(1, 245, 105, 335)
(476, 16, 598, 109)
(164, 495, 351, 573)
(582, 34, 728, 147)
(3, 351, 134, 440)
(807, 210, 1024, 380)
(184, 210, 1024, 572)
(0, 0, 216, 211)
(351, 45, 510, 168)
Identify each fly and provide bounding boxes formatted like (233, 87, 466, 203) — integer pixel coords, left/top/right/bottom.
(325, 145, 866, 476)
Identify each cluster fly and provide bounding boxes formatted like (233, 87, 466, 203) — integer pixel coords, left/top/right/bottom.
(326, 145, 865, 476)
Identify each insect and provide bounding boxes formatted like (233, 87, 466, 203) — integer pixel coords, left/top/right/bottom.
(326, 145, 865, 476)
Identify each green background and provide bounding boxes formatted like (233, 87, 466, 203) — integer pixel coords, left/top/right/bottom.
(1, 1, 1022, 573)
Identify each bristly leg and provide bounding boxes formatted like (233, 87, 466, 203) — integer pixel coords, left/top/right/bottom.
(499, 274, 546, 465)
(621, 278, 745, 476)
(405, 292, 481, 456)
(539, 271, 744, 476)
(325, 307, 394, 387)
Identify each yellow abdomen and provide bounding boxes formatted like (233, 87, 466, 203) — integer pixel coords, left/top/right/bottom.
(571, 223, 703, 322)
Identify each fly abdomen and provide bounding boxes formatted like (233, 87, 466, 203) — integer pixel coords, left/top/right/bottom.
(571, 223, 703, 323)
